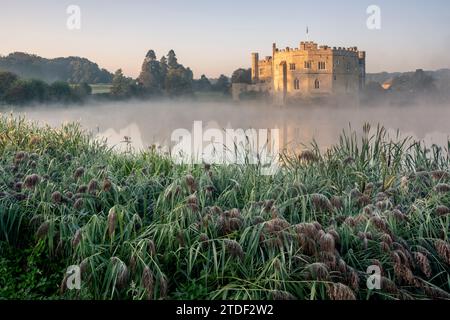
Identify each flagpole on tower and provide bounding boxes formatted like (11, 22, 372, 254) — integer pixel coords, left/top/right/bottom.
(306, 26, 309, 41)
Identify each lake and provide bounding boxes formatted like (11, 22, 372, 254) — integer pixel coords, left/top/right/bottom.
(4, 100, 450, 157)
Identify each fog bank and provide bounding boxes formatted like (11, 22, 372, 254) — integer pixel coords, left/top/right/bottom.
(5, 99, 450, 153)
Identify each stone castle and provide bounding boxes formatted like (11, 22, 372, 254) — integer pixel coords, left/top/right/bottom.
(232, 41, 366, 104)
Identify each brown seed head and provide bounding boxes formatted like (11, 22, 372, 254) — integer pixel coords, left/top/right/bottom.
(108, 207, 117, 237)
(224, 239, 244, 260)
(295, 223, 319, 240)
(380, 276, 399, 294)
(350, 188, 363, 200)
(115, 260, 129, 289)
(272, 290, 296, 300)
(263, 199, 275, 212)
(147, 239, 156, 257)
(343, 156, 355, 165)
(431, 170, 449, 180)
(346, 267, 360, 291)
(36, 221, 50, 239)
(393, 262, 416, 286)
(102, 179, 112, 192)
(327, 283, 356, 300)
(30, 136, 41, 145)
(298, 150, 318, 163)
(142, 266, 154, 300)
(73, 198, 84, 210)
(23, 174, 40, 189)
(330, 196, 343, 210)
(311, 193, 333, 212)
(87, 179, 98, 194)
(319, 251, 337, 269)
(436, 205, 450, 216)
(319, 233, 336, 253)
(414, 252, 432, 278)
(51, 191, 62, 204)
(77, 185, 88, 194)
(14, 151, 28, 165)
(435, 239, 450, 264)
(306, 262, 329, 281)
(356, 195, 371, 208)
(185, 174, 196, 193)
(159, 275, 168, 299)
(80, 258, 89, 277)
(13, 182, 23, 191)
(435, 183, 450, 193)
(72, 229, 82, 248)
(74, 167, 85, 179)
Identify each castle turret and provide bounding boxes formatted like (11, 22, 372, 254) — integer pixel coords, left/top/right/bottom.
(251, 52, 259, 82)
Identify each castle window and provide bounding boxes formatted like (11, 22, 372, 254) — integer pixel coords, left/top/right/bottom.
(304, 61, 311, 69)
(289, 63, 296, 70)
(334, 75, 337, 81)
(294, 78, 300, 90)
(260, 68, 264, 75)
(346, 63, 351, 72)
(318, 62, 326, 70)
(314, 79, 320, 89)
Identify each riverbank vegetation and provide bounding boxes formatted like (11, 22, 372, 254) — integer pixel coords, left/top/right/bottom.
(0, 116, 449, 300)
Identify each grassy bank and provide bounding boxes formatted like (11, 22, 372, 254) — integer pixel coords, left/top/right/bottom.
(0, 116, 449, 300)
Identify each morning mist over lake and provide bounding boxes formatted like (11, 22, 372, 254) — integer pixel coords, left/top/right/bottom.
(8, 100, 450, 153)
(1, 0, 450, 308)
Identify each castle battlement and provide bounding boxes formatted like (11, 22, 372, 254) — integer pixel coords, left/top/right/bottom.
(273, 42, 365, 57)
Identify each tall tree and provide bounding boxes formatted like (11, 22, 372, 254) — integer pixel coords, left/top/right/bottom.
(194, 74, 212, 91)
(0, 71, 18, 97)
(167, 50, 179, 69)
(50, 81, 72, 102)
(160, 56, 168, 89)
(3, 80, 35, 104)
(72, 82, 92, 100)
(138, 50, 164, 94)
(111, 69, 135, 99)
(146, 49, 157, 60)
(165, 68, 193, 97)
(213, 74, 230, 94)
(231, 68, 252, 84)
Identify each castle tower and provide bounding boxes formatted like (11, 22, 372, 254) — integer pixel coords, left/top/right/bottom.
(251, 52, 259, 82)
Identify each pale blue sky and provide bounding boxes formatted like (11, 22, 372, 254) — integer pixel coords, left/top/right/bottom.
(1, 0, 450, 78)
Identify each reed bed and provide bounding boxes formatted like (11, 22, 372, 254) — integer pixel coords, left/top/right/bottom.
(0, 115, 449, 300)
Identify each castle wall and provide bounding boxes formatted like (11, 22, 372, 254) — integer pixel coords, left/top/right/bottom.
(257, 58, 273, 83)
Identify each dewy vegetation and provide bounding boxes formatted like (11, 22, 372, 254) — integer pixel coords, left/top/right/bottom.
(0, 116, 449, 300)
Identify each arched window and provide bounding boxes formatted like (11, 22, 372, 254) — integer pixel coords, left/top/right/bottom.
(294, 78, 300, 90)
(314, 79, 320, 89)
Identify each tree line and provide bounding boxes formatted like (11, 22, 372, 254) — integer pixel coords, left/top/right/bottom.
(0, 49, 255, 105)
(109, 49, 234, 99)
(0, 71, 92, 105)
(0, 52, 113, 84)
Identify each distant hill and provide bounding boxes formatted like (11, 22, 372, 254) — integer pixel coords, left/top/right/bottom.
(367, 69, 450, 87)
(363, 68, 450, 105)
(0, 52, 113, 84)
